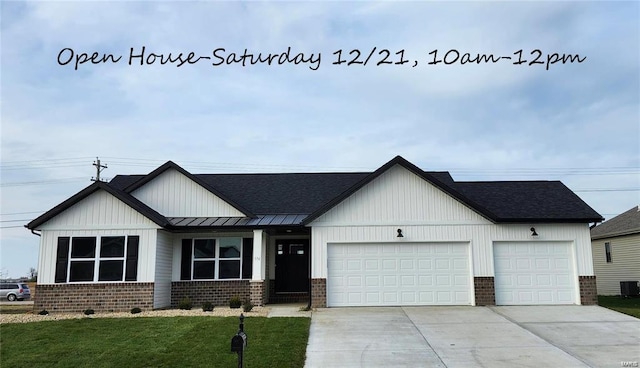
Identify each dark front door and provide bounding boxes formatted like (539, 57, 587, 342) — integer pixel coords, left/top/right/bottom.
(275, 239, 309, 293)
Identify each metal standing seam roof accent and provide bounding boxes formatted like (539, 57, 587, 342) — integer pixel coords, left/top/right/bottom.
(166, 214, 309, 227)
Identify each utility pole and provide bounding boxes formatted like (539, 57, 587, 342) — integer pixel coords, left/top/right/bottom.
(91, 157, 108, 182)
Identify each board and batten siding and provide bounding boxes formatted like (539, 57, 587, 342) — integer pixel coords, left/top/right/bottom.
(591, 233, 640, 295)
(38, 229, 158, 284)
(312, 164, 491, 226)
(154, 230, 173, 308)
(311, 224, 593, 279)
(131, 169, 245, 217)
(34, 189, 160, 284)
(308, 164, 593, 279)
(36, 190, 159, 231)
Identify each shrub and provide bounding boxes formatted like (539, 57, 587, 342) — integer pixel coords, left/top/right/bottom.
(130, 307, 142, 314)
(178, 297, 193, 310)
(83, 308, 95, 316)
(242, 300, 254, 313)
(38, 310, 49, 315)
(202, 302, 214, 312)
(229, 296, 242, 309)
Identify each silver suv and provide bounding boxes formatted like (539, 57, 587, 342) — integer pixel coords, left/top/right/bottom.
(0, 282, 31, 301)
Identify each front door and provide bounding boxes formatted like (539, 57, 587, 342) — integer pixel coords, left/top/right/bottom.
(275, 239, 309, 293)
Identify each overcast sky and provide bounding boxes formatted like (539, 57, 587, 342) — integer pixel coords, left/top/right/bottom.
(1, 1, 638, 279)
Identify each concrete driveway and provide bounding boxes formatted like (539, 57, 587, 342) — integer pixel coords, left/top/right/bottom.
(304, 305, 640, 368)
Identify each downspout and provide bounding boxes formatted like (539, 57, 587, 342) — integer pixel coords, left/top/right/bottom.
(307, 239, 312, 310)
(30, 229, 41, 237)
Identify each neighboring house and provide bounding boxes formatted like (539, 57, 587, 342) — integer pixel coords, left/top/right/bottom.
(590, 206, 640, 295)
(26, 156, 603, 312)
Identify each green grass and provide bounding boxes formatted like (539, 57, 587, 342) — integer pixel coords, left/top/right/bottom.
(598, 295, 640, 319)
(0, 304, 33, 314)
(1, 316, 310, 367)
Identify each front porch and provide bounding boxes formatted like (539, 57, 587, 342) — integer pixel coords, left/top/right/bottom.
(169, 227, 312, 308)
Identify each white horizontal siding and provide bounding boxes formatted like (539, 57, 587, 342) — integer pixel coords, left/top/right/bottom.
(131, 169, 245, 217)
(37, 190, 158, 230)
(38, 229, 158, 284)
(591, 234, 640, 295)
(154, 230, 173, 308)
(312, 164, 491, 226)
(311, 223, 593, 278)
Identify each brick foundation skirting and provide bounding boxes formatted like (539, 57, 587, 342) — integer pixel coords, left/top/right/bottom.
(311, 278, 326, 308)
(579, 276, 598, 305)
(249, 280, 266, 306)
(34, 283, 154, 313)
(171, 280, 250, 307)
(474, 277, 496, 306)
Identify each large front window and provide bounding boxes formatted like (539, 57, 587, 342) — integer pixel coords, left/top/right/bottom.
(190, 238, 242, 280)
(56, 235, 139, 283)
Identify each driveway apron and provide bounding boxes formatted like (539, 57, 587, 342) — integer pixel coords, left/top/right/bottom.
(304, 306, 640, 368)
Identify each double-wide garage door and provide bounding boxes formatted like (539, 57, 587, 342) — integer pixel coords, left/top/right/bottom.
(494, 242, 577, 305)
(327, 243, 471, 307)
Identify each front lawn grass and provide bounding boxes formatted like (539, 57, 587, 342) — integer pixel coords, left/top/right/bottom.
(598, 295, 640, 319)
(1, 316, 310, 367)
(0, 304, 33, 314)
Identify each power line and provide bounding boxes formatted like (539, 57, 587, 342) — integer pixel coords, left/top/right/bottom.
(0, 211, 45, 216)
(0, 177, 87, 187)
(2, 156, 639, 174)
(0, 157, 94, 165)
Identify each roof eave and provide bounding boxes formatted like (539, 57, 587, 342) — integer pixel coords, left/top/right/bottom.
(26, 182, 169, 230)
(494, 217, 604, 224)
(591, 229, 640, 240)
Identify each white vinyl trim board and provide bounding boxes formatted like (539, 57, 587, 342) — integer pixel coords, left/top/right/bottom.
(327, 242, 471, 307)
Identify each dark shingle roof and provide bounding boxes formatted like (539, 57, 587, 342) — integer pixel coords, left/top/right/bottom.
(27, 156, 604, 230)
(591, 206, 640, 239)
(197, 173, 369, 214)
(453, 181, 603, 222)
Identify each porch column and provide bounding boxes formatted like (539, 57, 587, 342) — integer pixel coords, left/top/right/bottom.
(250, 229, 267, 306)
(252, 229, 266, 281)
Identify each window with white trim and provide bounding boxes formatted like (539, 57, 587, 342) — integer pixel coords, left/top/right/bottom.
(183, 238, 243, 280)
(55, 235, 139, 283)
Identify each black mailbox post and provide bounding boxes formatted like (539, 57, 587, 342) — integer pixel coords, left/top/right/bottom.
(231, 314, 247, 368)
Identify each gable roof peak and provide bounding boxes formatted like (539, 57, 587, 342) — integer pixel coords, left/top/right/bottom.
(303, 155, 498, 224)
(123, 160, 255, 217)
(26, 181, 169, 230)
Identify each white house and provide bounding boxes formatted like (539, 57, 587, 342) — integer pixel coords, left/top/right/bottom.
(26, 156, 603, 312)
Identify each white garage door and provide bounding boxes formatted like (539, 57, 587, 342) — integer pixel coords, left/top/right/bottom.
(327, 243, 471, 307)
(494, 242, 577, 305)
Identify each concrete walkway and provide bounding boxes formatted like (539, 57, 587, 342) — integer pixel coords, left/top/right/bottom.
(304, 306, 640, 368)
(266, 303, 312, 318)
